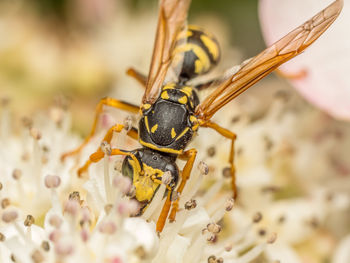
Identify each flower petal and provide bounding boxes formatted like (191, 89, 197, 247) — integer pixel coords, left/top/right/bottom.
(259, 0, 350, 120)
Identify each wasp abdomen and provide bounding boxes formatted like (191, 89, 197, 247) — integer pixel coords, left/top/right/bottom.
(173, 25, 221, 81)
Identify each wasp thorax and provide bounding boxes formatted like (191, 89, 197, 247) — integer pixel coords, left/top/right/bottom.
(172, 25, 221, 82)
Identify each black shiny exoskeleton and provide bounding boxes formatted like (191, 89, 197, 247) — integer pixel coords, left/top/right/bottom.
(118, 26, 221, 210)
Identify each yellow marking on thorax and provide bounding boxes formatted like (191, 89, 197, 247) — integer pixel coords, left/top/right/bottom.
(151, 124, 158, 133)
(181, 86, 193, 97)
(190, 115, 199, 131)
(144, 116, 150, 133)
(139, 139, 182, 155)
(178, 96, 188, 104)
(200, 34, 219, 60)
(163, 83, 176, 90)
(171, 128, 176, 138)
(175, 127, 190, 141)
(142, 103, 151, 110)
(190, 115, 197, 123)
(161, 91, 170, 100)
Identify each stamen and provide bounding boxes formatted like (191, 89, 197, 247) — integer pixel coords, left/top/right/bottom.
(101, 141, 112, 202)
(24, 214, 35, 240)
(252, 212, 263, 223)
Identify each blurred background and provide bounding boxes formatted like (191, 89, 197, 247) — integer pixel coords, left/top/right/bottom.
(1, 1, 350, 262)
(0, 0, 267, 136)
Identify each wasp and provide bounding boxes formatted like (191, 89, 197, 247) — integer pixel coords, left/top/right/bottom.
(62, 0, 343, 233)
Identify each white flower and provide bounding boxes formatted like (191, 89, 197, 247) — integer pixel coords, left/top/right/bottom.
(259, 0, 350, 120)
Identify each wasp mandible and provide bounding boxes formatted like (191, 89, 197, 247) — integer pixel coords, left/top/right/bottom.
(62, 0, 343, 233)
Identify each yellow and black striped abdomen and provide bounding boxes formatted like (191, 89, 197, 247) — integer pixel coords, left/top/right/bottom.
(172, 25, 221, 81)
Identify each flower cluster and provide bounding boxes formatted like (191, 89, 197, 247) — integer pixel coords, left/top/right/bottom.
(1, 86, 350, 263)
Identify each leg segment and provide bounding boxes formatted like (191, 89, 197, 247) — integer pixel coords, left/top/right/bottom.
(168, 148, 197, 222)
(126, 67, 147, 87)
(61, 98, 139, 161)
(200, 120, 237, 199)
(156, 190, 173, 233)
(77, 124, 140, 177)
(195, 79, 215, 91)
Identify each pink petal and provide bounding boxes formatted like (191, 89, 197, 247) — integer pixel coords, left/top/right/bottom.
(259, 0, 350, 120)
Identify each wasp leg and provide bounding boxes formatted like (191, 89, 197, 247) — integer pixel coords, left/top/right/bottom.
(126, 67, 147, 87)
(195, 79, 215, 91)
(168, 148, 197, 223)
(77, 124, 140, 177)
(200, 120, 237, 199)
(61, 98, 139, 161)
(156, 189, 173, 233)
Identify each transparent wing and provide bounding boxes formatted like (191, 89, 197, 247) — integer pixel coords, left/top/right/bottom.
(196, 0, 343, 120)
(142, 0, 191, 104)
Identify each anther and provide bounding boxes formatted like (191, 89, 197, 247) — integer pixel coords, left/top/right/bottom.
(222, 167, 231, 178)
(114, 160, 123, 172)
(0, 232, 5, 242)
(207, 146, 216, 157)
(48, 215, 62, 228)
(206, 233, 216, 242)
(24, 215, 35, 227)
(101, 141, 112, 156)
(162, 171, 172, 185)
(252, 212, 263, 223)
(69, 191, 81, 202)
(30, 128, 42, 140)
(99, 221, 117, 235)
(1, 198, 10, 209)
(104, 204, 113, 214)
(12, 169, 22, 180)
(207, 223, 221, 234)
(198, 161, 209, 175)
(277, 215, 286, 224)
(44, 175, 61, 189)
(123, 116, 133, 131)
(258, 228, 266, 236)
(267, 232, 277, 244)
(31, 249, 44, 263)
(2, 210, 18, 223)
(224, 243, 233, 252)
(41, 241, 50, 251)
(208, 255, 216, 263)
(184, 199, 197, 210)
(225, 198, 234, 211)
(231, 115, 240, 123)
